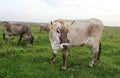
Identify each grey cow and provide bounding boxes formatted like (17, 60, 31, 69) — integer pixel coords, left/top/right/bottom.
(2, 22, 34, 44)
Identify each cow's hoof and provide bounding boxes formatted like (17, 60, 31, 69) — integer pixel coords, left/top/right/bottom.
(50, 61, 55, 64)
(61, 66, 66, 70)
(89, 64, 93, 68)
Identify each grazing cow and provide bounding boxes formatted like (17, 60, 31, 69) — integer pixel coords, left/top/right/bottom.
(2, 22, 34, 44)
(40, 24, 50, 32)
(49, 18, 104, 70)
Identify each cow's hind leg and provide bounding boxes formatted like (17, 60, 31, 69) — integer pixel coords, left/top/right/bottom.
(89, 45, 99, 67)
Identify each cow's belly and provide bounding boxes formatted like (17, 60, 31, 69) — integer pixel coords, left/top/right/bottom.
(67, 32, 86, 46)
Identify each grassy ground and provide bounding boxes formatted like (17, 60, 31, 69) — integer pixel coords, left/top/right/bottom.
(0, 25, 120, 78)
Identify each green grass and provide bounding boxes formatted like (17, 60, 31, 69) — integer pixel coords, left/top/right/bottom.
(0, 25, 120, 78)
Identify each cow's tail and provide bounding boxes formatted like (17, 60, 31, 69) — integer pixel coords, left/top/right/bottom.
(97, 42, 102, 60)
(3, 32, 5, 41)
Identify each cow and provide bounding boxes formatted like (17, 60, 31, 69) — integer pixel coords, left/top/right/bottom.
(40, 24, 50, 32)
(49, 18, 104, 70)
(2, 22, 34, 44)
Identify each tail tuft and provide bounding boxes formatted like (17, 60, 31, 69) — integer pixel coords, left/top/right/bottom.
(97, 42, 102, 60)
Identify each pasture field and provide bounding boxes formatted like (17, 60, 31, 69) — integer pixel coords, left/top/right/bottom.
(0, 25, 120, 78)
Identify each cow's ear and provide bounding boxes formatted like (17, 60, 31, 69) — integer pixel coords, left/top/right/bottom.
(51, 21, 53, 25)
(50, 21, 54, 30)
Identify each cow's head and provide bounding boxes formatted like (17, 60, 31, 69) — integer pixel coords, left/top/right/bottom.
(29, 35, 34, 45)
(25, 34, 34, 45)
(29, 36, 34, 45)
(49, 21, 69, 50)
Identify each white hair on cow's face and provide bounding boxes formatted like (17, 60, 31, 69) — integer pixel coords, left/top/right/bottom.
(49, 21, 64, 55)
(49, 35, 61, 55)
(49, 26, 61, 51)
(60, 43, 70, 49)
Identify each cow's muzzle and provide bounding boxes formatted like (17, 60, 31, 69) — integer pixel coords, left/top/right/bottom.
(60, 43, 70, 49)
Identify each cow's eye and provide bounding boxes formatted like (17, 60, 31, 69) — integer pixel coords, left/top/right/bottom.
(57, 30, 60, 33)
(56, 29, 60, 33)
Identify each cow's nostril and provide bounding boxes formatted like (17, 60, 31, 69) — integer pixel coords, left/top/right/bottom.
(60, 43, 69, 49)
(63, 45, 68, 49)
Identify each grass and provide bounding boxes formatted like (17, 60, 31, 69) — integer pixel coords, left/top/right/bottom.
(0, 25, 120, 78)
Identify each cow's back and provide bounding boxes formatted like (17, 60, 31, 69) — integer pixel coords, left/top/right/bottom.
(7, 23, 29, 35)
(68, 18, 104, 35)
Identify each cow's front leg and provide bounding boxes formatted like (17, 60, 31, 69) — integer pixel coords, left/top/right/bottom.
(62, 49, 68, 70)
(19, 34, 23, 44)
(51, 50, 58, 64)
(89, 47, 99, 67)
(3, 33, 5, 41)
(3, 31, 9, 42)
(4, 32, 9, 42)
